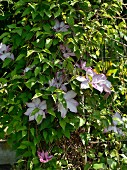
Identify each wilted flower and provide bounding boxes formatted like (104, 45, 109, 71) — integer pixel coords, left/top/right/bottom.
(58, 90, 79, 118)
(37, 151, 53, 163)
(24, 98, 47, 124)
(53, 19, 69, 32)
(60, 44, 75, 58)
(104, 112, 123, 135)
(0, 43, 14, 61)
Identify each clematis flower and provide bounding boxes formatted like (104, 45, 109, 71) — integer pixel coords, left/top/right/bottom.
(24, 98, 47, 124)
(104, 112, 123, 135)
(58, 90, 79, 118)
(76, 76, 90, 89)
(76, 61, 112, 94)
(37, 151, 53, 163)
(60, 44, 75, 58)
(49, 72, 67, 91)
(0, 43, 14, 61)
(53, 19, 69, 32)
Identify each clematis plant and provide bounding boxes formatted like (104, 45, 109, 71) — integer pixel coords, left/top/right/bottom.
(0, 43, 14, 61)
(24, 98, 47, 124)
(58, 90, 79, 118)
(37, 151, 53, 163)
(53, 19, 69, 32)
(59, 44, 75, 58)
(104, 112, 124, 135)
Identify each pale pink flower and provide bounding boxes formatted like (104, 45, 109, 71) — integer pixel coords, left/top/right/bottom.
(58, 90, 79, 118)
(37, 151, 53, 163)
(76, 76, 90, 89)
(53, 20, 69, 32)
(76, 61, 112, 93)
(0, 43, 14, 61)
(49, 72, 67, 91)
(104, 112, 124, 135)
(24, 98, 47, 124)
(60, 44, 75, 58)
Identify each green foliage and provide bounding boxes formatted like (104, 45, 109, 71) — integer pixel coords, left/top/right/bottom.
(0, 0, 127, 169)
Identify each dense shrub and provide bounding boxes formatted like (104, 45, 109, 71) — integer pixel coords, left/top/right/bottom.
(0, 0, 127, 169)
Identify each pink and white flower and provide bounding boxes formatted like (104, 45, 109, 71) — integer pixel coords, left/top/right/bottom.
(76, 61, 112, 94)
(53, 20, 69, 32)
(24, 98, 47, 124)
(58, 90, 79, 118)
(49, 72, 67, 91)
(0, 43, 14, 61)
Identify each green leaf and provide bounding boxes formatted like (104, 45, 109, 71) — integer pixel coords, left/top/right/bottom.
(67, 16, 74, 26)
(18, 145, 27, 149)
(8, 106, 14, 113)
(45, 38, 53, 49)
(31, 108, 39, 116)
(48, 108, 56, 117)
(22, 131, 27, 137)
(79, 117, 86, 127)
(2, 58, 12, 68)
(36, 114, 43, 124)
(32, 93, 43, 99)
(16, 53, 25, 61)
(43, 63, 49, 72)
(93, 163, 104, 169)
(59, 119, 66, 130)
(34, 67, 41, 77)
(25, 78, 37, 89)
(12, 28, 22, 36)
(52, 94, 57, 103)
(43, 131, 48, 140)
(55, 33, 63, 41)
(7, 24, 17, 29)
(42, 48, 51, 54)
(54, 8, 62, 18)
(27, 50, 35, 58)
(0, 32, 10, 39)
(30, 128, 35, 136)
(63, 129, 70, 139)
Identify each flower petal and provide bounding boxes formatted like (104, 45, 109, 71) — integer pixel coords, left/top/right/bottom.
(39, 100, 47, 110)
(26, 102, 35, 108)
(81, 81, 90, 89)
(92, 74, 106, 84)
(0, 54, 8, 61)
(24, 108, 34, 116)
(64, 90, 77, 100)
(58, 103, 67, 118)
(33, 98, 41, 107)
(76, 76, 87, 82)
(8, 53, 14, 60)
(103, 84, 111, 94)
(53, 20, 60, 30)
(66, 100, 78, 113)
(29, 115, 35, 121)
(113, 112, 122, 125)
(60, 21, 65, 28)
(92, 83, 103, 92)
